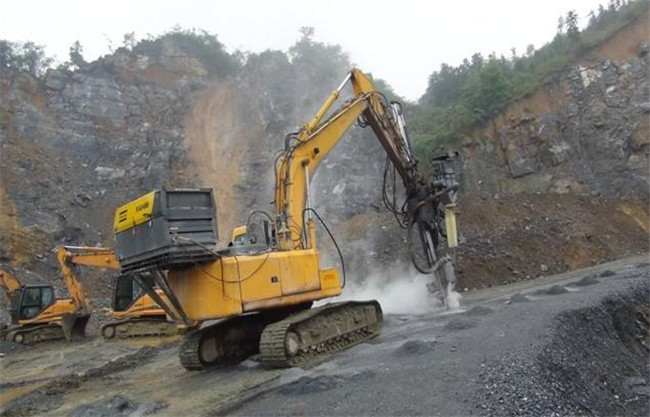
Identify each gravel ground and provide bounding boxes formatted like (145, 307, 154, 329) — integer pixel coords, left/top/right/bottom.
(0, 257, 648, 417)
(475, 281, 649, 416)
(228, 259, 649, 417)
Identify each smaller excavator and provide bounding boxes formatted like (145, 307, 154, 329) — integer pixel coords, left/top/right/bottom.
(56, 245, 179, 339)
(0, 246, 179, 344)
(101, 273, 179, 339)
(0, 254, 93, 344)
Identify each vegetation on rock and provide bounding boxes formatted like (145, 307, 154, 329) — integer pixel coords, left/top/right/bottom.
(409, 0, 649, 159)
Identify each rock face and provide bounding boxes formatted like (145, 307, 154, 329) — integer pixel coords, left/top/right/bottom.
(0, 42, 385, 281)
(1, 51, 202, 276)
(0, 13, 648, 291)
(460, 15, 649, 198)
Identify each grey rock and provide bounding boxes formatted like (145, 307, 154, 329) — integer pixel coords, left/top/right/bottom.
(70, 395, 137, 417)
(444, 318, 479, 331)
(565, 276, 601, 289)
(394, 339, 437, 356)
(508, 293, 531, 303)
(44, 69, 69, 91)
(459, 54, 650, 198)
(545, 285, 569, 295)
(637, 102, 650, 112)
(94, 166, 126, 180)
(465, 306, 494, 317)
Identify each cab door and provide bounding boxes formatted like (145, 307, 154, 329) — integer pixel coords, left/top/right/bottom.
(18, 286, 54, 320)
(113, 274, 154, 312)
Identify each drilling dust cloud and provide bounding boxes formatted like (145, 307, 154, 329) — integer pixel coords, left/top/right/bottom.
(329, 263, 461, 315)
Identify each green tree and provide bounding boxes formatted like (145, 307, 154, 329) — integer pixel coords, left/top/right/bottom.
(0, 40, 16, 70)
(565, 11, 580, 40)
(16, 42, 52, 76)
(462, 59, 511, 119)
(298, 26, 315, 41)
(410, 0, 649, 165)
(122, 32, 136, 50)
(288, 27, 349, 101)
(132, 27, 241, 77)
(525, 44, 535, 57)
(422, 63, 464, 107)
(588, 10, 598, 27)
(69, 40, 85, 69)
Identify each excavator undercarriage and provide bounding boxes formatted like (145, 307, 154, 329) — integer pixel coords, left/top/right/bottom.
(2, 323, 64, 344)
(101, 317, 178, 339)
(178, 301, 381, 370)
(259, 301, 382, 368)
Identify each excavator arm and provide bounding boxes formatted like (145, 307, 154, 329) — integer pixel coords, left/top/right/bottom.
(274, 68, 458, 290)
(0, 266, 23, 304)
(54, 245, 120, 340)
(55, 245, 118, 314)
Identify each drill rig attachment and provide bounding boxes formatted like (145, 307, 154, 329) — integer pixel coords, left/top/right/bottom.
(405, 152, 460, 307)
(362, 92, 460, 307)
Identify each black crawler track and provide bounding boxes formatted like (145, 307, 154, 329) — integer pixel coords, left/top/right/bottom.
(259, 301, 382, 368)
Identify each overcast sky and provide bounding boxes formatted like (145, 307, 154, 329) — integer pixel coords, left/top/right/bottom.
(2, 0, 606, 101)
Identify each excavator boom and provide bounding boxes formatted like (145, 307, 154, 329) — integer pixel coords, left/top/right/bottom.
(55, 245, 117, 314)
(274, 69, 457, 282)
(0, 266, 23, 304)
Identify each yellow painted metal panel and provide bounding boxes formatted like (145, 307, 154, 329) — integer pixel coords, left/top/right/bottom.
(279, 250, 321, 295)
(113, 191, 156, 233)
(167, 249, 343, 321)
(167, 260, 242, 321)
(243, 286, 342, 312)
(319, 268, 341, 290)
(239, 254, 283, 302)
(19, 299, 76, 325)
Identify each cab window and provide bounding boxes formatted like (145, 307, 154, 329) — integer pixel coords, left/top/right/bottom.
(20, 287, 52, 319)
(114, 276, 135, 312)
(233, 234, 246, 246)
(41, 287, 54, 306)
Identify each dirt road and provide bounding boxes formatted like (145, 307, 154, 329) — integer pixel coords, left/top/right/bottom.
(1, 255, 648, 416)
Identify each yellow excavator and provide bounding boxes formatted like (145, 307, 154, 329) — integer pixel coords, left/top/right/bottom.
(113, 68, 459, 369)
(0, 251, 94, 344)
(102, 273, 179, 339)
(0, 246, 180, 344)
(56, 245, 179, 339)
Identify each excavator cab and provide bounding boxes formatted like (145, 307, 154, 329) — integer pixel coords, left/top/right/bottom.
(222, 221, 272, 255)
(112, 274, 153, 312)
(230, 226, 247, 246)
(16, 285, 55, 321)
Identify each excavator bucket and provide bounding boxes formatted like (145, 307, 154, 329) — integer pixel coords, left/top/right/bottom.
(61, 312, 90, 342)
